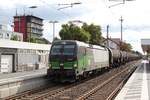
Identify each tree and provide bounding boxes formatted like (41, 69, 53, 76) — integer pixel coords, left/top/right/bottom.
(10, 35, 19, 41)
(30, 37, 36, 43)
(59, 23, 90, 43)
(120, 42, 132, 52)
(29, 37, 50, 44)
(82, 23, 102, 45)
(59, 22, 103, 45)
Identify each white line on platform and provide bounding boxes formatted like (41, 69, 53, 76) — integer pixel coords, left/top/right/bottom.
(141, 62, 149, 100)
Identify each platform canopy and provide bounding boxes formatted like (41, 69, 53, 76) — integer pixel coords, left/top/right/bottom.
(141, 39, 150, 53)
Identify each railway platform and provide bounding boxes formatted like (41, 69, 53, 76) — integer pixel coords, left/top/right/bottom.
(115, 60, 150, 100)
(0, 68, 47, 84)
(0, 68, 49, 98)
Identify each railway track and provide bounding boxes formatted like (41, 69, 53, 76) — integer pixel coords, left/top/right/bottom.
(39, 61, 140, 100)
(4, 60, 141, 100)
(77, 61, 138, 100)
(48, 61, 140, 100)
(14, 72, 105, 100)
(4, 83, 59, 100)
(4, 70, 99, 100)
(105, 66, 136, 100)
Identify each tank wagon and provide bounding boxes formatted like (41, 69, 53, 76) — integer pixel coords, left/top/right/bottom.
(47, 40, 141, 82)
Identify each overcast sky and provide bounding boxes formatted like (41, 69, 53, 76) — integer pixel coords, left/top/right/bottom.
(0, 0, 150, 53)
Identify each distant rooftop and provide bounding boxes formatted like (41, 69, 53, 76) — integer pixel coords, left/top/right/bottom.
(141, 39, 150, 53)
(14, 15, 43, 20)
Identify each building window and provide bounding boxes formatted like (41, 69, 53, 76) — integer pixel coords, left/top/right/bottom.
(14, 18, 19, 21)
(7, 33, 9, 37)
(38, 55, 41, 62)
(0, 33, 3, 38)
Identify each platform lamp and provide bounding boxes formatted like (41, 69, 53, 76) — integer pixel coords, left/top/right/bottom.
(29, 6, 38, 15)
(49, 21, 58, 41)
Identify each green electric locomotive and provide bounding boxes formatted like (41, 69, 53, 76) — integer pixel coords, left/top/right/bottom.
(47, 40, 109, 82)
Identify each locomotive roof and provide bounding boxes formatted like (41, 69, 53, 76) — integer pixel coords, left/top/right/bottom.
(53, 40, 106, 50)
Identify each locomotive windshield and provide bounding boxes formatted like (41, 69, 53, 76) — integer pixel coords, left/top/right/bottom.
(51, 45, 62, 55)
(50, 44, 76, 56)
(63, 45, 75, 55)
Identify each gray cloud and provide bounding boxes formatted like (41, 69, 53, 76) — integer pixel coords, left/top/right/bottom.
(0, 1, 89, 26)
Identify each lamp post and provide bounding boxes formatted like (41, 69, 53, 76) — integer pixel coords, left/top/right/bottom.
(109, 0, 135, 8)
(58, 2, 82, 10)
(119, 16, 123, 42)
(106, 25, 109, 47)
(68, 20, 84, 25)
(28, 6, 37, 15)
(49, 21, 58, 41)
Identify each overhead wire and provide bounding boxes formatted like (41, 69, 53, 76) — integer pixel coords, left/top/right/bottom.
(38, 0, 72, 20)
(102, 0, 120, 21)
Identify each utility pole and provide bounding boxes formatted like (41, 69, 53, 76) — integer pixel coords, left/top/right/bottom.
(119, 16, 123, 42)
(49, 21, 58, 41)
(106, 25, 109, 47)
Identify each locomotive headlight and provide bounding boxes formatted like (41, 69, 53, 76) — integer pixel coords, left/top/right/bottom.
(49, 64, 51, 68)
(60, 63, 64, 66)
(74, 64, 77, 68)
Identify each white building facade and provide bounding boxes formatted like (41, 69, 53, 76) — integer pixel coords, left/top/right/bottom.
(0, 39, 51, 73)
(103, 38, 120, 50)
(0, 24, 23, 41)
(0, 29, 23, 41)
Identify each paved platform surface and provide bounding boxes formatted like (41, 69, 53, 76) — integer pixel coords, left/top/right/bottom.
(0, 68, 48, 98)
(115, 60, 150, 100)
(0, 68, 47, 85)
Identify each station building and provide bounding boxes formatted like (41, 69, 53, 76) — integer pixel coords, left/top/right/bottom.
(0, 39, 51, 73)
(0, 24, 23, 41)
(141, 39, 150, 53)
(141, 39, 150, 60)
(102, 38, 121, 50)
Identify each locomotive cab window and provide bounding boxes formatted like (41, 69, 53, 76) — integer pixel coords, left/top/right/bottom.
(63, 45, 76, 56)
(50, 44, 76, 56)
(51, 45, 62, 55)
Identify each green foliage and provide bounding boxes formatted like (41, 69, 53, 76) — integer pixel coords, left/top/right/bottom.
(10, 35, 19, 41)
(120, 42, 132, 52)
(37, 39, 50, 44)
(59, 22, 103, 45)
(28, 37, 50, 44)
(30, 37, 36, 43)
(82, 23, 102, 45)
(59, 23, 90, 43)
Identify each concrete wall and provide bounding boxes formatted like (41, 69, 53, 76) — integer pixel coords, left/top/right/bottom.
(0, 39, 51, 73)
(0, 47, 49, 73)
(17, 49, 49, 72)
(0, 73, 49, 98)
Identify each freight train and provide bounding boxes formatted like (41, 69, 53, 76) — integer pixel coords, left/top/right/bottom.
(47, 40, 141, 82)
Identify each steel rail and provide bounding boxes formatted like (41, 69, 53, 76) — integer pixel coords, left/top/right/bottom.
(106, 66, 137, 100)
(31, 78, 92, 100)
(4, 83, 57, 100)
(76, 64, 136, 100)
